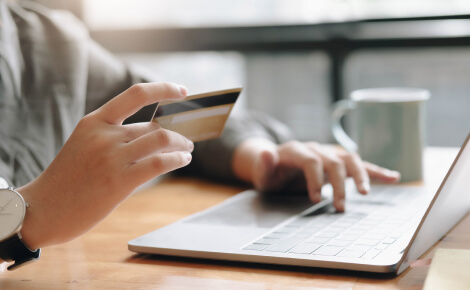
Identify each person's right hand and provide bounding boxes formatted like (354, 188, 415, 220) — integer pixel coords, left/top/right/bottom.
(17, 83, 194, 250)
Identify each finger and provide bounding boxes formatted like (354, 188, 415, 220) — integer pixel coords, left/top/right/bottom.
(364, 161, 401, 183)
(341, 152, 370, 195)
(125, 129, 194, 162)
(121, 121, 162, 142)
(98, 82, 187, 125)
(314, 153, 347, 212)
(125, 151, 192, 187)
(278, 142, 324, 203)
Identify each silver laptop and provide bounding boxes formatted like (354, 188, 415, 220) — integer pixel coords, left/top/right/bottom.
(129, 133, 470, 274)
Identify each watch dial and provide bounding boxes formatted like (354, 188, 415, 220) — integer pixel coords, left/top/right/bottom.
(0, 189, 26, 240)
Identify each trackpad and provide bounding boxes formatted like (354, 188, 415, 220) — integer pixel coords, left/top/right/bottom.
(184, 190, 314, 228)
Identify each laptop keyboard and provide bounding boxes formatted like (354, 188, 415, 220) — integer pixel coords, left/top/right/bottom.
(242, 187, 428, 260)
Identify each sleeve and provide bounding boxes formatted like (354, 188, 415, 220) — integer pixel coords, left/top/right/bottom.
(84, 39, 158, 123)
(179, 109, 296, 184)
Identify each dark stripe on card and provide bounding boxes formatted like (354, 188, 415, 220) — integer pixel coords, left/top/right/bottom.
(154, 92, 239, 118)
(124, 102, 159, 124)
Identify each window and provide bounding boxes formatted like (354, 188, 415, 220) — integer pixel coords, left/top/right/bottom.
(83, 0, 470, 30)
(47, 0, 470, 145)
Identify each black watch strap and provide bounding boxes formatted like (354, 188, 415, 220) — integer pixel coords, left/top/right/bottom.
(0, 234, 41, 270)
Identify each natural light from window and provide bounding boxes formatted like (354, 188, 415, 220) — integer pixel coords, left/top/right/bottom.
(83, 0, 470, 30)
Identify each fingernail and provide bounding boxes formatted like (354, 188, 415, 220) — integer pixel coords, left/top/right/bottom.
(386, 169, 400, 177)
(185, 152, 192, 162)
(361, 181, 370, 193)
(188, 140, 194, 152)
(313, 191, 322, 203)
(178, 85, 187, 97)
(336, 199, 345, 212)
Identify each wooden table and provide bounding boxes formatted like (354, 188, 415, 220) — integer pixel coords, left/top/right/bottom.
(1, 147, 468, 289)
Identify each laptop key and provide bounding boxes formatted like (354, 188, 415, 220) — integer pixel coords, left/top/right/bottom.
(355, 239, 380, 246)
(275, 227, 299, 233)
(337, 249, 365, 258)
(315, 231, 338, 238)
(287, 218, 312, 226)
(325, 226, 346, 233)
(370, 227, 394, 234)
(313, 246, 343, 256)
(389, 231, 405, 239)
(359, 220, 380, 226)
(293, 232, 312, 239)
(343, 229, 368, 236)
(382, 238, 397, 244)
(254, 238, 278, 245)
(375, 243, 390, 250)
(265, 238, 303, 253)
(362, 249, 382, 259)
(335, 234, 361, 241)
(327, 240, 352, 247)
(351, 224, 373, 231)
(289, 243, 322, 254)
(243, 244, 269, 251)
(362, 233, 387, 240)
(347, 244, 372, 252)
(308, 237, 330, 244)
(333, 221, 355, 227)
(264, 232, 289, 239)
(301, 227, 323, 234)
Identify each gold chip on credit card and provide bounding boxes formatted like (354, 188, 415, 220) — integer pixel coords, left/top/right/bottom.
(151, 88, 242, 142)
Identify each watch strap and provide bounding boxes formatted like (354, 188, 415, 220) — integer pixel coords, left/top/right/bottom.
(0, 234, 41, 270)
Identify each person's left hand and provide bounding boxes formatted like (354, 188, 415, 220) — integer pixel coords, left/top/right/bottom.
(232, 138, 400, 212)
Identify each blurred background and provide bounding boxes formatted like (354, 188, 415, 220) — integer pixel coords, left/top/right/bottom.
(37, 0, 470, 146)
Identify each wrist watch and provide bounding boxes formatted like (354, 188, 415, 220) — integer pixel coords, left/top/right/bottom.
(0, 181, 40, 270)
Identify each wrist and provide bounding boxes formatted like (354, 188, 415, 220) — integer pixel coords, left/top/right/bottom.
(0, 186, 41, 270)
(16, 184, 43, 251)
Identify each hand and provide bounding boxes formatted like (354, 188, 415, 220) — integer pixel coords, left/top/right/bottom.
(232, 138, 400, 212)
(17, 83, 194, 249)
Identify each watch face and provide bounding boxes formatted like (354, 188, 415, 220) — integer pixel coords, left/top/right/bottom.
(0, 189, 26, 241)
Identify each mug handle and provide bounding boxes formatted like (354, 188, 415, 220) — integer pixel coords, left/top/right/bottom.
(331, 99, 358, 153)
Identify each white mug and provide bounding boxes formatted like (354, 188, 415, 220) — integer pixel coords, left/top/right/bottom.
(331, 88, 430, 182)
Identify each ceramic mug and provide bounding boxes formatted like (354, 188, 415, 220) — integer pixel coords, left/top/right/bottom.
(331, 88, 430, 182)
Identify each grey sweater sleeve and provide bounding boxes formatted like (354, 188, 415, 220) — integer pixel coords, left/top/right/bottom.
(179, 109, 296, 183)
(85, 39, 158, 124)
(0, 1, 152, 186)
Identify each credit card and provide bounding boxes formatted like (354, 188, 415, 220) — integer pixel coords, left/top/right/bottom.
(151, 88, 242, 142)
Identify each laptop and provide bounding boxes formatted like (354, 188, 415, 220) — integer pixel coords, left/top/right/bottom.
(129, 133, 470, 274)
